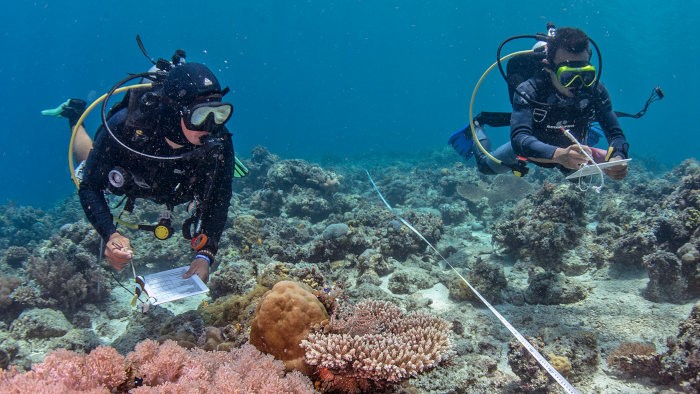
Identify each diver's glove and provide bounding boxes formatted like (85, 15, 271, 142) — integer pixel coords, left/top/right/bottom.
(448, 127, 474, 161)
(41, 98, 87, 127)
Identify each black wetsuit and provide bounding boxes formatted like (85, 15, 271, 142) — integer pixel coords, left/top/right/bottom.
(510, 73, 629, 169)
(78, 108, 233, 256)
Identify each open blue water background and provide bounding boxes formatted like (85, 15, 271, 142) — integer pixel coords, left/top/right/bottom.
(0, 0, 695, 207)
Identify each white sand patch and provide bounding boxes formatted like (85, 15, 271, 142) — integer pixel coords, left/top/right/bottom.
(418, 282, 451, 313)
(158, 292, 210, 315)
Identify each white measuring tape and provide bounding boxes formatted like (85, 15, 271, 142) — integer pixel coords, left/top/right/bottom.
(365, 170, 578, 394)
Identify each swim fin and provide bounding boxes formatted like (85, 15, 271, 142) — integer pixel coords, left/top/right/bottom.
(448, 126, 474, 161)
(41, 98, 87, 127)
(234, 157, 249, 178)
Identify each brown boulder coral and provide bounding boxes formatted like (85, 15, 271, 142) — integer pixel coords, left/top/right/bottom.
(249, 280, 329, 374)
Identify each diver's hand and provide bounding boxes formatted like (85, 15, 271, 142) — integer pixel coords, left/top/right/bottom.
(604, 156, 628, 180)
(553, 144, 592, 170)
(104, 232, 133, 271)
(183, 258, 210, 283)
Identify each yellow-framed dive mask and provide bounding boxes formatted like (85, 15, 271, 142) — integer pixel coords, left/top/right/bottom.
(555, 61, 597, 88)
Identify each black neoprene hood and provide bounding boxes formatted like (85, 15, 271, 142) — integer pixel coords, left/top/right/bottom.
(163, 62, 222, 106)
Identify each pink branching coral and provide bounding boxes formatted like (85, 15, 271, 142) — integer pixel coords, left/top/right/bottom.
(0, 340, 315, 394)
(300, 300, 453, 392)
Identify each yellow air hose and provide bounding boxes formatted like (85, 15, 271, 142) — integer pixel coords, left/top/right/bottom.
(69, 83, 153, 188)
(468, 50, 533, 165)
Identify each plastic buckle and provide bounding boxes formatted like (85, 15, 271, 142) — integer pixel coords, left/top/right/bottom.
(191, 233, 208, 251)
(512, 156, 529, 177)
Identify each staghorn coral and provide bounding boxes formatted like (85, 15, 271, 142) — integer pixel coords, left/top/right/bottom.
(301, 299, 452, 392)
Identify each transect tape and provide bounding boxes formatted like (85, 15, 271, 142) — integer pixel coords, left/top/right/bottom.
(365, 170, 579, 394)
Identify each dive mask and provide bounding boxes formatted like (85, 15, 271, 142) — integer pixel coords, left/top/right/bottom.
(555, 61, 597, 88)
(182, 101, 233, 131)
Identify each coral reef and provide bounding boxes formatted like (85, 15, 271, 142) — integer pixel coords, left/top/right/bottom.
(10, 308, 72, 340)
(2, 246, 29, 269)
(198, 284, 268, 328)
(524, 271, 589, 305)
(0, 275, 20, 312)
(606, 341, 659, 378)
(643, 250, 688, 302)
(2, 149, 699, 394)
(206, 260, 256, 300)
(492, 182, 585, 268)
(507, 330, 599, 391)
(10, 221, 110, 313)
(249, 281, 329, 373)
(447, 258, 508, 304)
(301, 299, 452, 392)
(610, 159, 700, 302)
(660, 300, 700, 391)
(0, 340, 315, 393)
(0, 204, 53, 249)
(507, 336, 551, 393)
(111, 307, 174, 355)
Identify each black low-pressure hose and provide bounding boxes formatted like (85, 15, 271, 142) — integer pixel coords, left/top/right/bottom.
(98, 72, 195, 161)
(496, 34, 540, 85)
(496, 34, 604, 108)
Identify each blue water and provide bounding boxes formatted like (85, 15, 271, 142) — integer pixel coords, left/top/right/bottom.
(0, 1, 696, 207)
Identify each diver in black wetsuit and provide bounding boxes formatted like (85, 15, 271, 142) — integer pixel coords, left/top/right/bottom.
(452, 27, 629, 180)
(49, 62, 234, 283)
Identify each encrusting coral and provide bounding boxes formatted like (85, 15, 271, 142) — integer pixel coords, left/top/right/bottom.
(606, 341, 659, 378)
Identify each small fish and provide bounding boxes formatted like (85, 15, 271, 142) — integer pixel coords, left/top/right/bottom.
(131, 275, 148, 306)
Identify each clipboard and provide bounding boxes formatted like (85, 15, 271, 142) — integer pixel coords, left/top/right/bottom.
(142, 266, 209, 305)
(565, 159, 631, 180)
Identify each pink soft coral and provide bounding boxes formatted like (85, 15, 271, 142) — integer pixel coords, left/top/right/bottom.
(128, 341, 315, 394)
(0, 340, 315, 394)
(0, 346, 126, 394)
